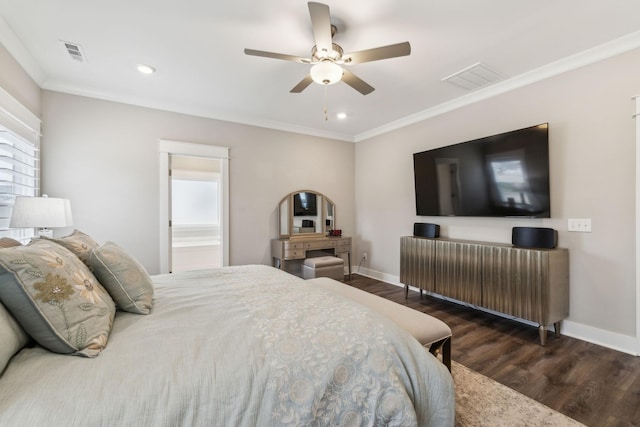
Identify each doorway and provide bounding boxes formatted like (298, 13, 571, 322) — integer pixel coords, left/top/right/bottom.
(158, 140, 229, 273)
(171, 155, 222, 272)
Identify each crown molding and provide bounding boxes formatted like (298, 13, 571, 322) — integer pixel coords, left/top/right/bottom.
(2, 14, 639, 144)
(0, 85, 41, 142)
(41, 80, 356, 143)
(355, 30, 640, 143)
(0, 16, 45, 85)
(0, 17, 354, 142)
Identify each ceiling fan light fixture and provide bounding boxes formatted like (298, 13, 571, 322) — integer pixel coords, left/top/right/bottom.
(245, 2, 410, 95)
(310, 61, 343, 85)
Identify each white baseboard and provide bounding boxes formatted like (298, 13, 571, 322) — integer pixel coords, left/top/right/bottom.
(561, 320, 638, 356)
(354, 266, 639, 356)
(355, 266, 400, 285)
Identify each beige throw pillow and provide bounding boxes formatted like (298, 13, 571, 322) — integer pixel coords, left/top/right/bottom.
(0, 237, 22, 248)
(46, 229, 100, 267)
(90, 242, 154, 314)
(0, 240, 115, 357)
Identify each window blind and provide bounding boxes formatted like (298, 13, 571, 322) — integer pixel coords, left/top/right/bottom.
(0, 125, 39, 241)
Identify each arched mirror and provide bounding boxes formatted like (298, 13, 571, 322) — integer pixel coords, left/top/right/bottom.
(279, 190, 336, 238)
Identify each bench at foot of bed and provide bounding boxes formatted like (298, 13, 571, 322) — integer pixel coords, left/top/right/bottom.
(307, 277, 452, 371)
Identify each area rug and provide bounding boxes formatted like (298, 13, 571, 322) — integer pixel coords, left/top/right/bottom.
(452, 361, 586, 427)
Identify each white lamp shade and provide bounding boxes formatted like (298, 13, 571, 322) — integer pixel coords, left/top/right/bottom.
(310, 61, 343, 85)
(9, 197, 74, 228)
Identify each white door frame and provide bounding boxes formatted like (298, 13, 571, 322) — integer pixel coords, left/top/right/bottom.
(634, 96, 640, 355)
(158, 139, 230, 273)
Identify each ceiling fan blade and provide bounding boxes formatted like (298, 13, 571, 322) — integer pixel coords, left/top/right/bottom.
(341, 69, 375, 95)
(308, 2, 333, 54)
(290, 75, 314, 93)
(343, 42, 411, 64)
(244, 48, 309, 63)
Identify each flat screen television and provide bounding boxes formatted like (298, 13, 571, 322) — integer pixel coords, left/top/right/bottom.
(413, 123, 550, 218)
(293, 192, 317, 216)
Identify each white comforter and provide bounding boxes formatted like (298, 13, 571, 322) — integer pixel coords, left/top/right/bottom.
(0, 265, 454, 426)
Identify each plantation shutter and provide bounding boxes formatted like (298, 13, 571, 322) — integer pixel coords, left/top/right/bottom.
(0, 88, 41, 242)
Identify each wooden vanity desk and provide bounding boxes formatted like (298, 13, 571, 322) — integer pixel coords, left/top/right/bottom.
(272, 190, 351, 279)
(271, 236, 352, 278)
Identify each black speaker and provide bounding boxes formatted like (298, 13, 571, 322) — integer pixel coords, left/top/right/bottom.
(413, 222, 440, 238)
(512, 227, 557, 249)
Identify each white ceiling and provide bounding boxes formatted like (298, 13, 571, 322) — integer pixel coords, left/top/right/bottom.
(2, 0, 640, 142)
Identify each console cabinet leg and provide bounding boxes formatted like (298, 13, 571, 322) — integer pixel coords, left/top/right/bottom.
(539, 325, 547, 346)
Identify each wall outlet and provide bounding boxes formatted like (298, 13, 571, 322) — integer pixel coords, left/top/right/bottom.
(363, 252, 368, 261)
(568, 218, 592, 232)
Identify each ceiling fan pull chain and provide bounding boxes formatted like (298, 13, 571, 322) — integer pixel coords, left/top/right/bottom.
(324, 85, 329, 121)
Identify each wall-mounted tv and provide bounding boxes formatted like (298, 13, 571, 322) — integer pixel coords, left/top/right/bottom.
(293, 192, 318, 216)
(413, 123, 550, 218)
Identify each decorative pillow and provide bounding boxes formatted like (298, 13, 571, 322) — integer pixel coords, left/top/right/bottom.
(0, 239, 115, 357)
(90, 242, 154, 314)
(0, 301, 29, 373)
(0, 237, 22, 248)
(46, 229, 100, 267)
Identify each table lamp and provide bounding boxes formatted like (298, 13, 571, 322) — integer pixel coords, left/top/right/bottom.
(9, 195, 74, 238)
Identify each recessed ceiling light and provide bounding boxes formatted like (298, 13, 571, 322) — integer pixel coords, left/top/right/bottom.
(336, 112, 347, 120)
(137, 64, 156, 75)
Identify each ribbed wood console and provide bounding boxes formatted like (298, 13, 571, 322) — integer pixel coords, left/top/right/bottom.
(400, 236, 569, 345)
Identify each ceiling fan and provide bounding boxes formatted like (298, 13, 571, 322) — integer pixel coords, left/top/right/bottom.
(244, 2, 411, 95)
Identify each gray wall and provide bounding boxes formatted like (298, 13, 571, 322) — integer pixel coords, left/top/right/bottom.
(355, 47, 640, 347)
(0, 43, 40, 117)
(40, 91, 356, 274)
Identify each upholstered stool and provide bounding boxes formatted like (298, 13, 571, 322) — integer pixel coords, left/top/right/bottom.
(302, 256, 344, 281)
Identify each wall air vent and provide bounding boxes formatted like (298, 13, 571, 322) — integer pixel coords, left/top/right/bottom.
(442, 62, 504, 91)
(61, 40, 86, 62)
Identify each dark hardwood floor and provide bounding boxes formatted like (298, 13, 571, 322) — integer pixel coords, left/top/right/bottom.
(344, 274, 640, 427)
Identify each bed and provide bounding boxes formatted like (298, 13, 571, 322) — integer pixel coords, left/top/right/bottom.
(0, 234, 454, 426)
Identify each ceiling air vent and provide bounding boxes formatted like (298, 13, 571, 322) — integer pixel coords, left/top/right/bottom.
(442, 62, 504, 91)
(61, 40, 86, 62)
